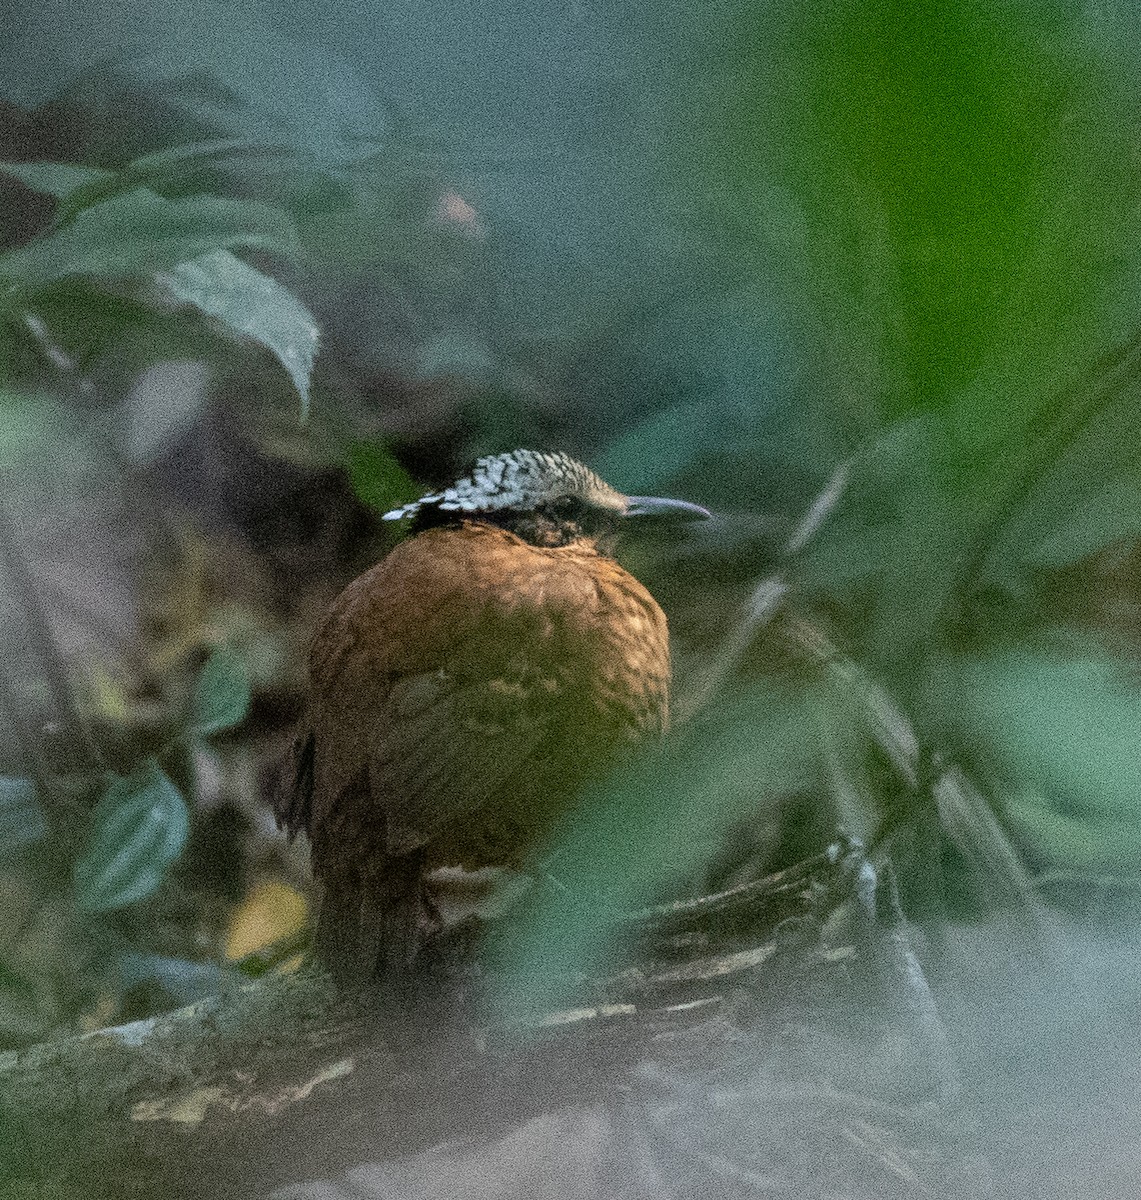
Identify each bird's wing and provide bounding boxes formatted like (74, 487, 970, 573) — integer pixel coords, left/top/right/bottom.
(373, 653, 572, 857)
(305, 524, 668, 866)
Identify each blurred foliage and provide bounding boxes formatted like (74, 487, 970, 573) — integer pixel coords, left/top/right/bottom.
(188, 645, 250, 736)
(345, 440, 419, 516)
(0, 0, 1140, 1039)
(0, 146, 315, 417)
(943, 645, 1141, 873)
(223, 878, 307, 964)
(0, 777, 48, 858)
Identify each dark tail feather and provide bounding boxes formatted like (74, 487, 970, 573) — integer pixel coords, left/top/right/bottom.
(313, 850, 440, 988)
(274, 726, 315, 841)
(314, 880, 368, 987)
(359, 849, 441, 980)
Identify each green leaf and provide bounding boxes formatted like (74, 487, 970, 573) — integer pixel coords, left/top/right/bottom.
(0, 161, 115, 199)
(157, 250, 318, 419)
(931, 766, 1047, 915)
(948, 645, 1141, 818)
(95, 140, 295, 208)
(121, 361, 213, 465)
(74, 761, 189, 914)
(190, 646, 251, 735)
(346, 440, 417, 515)
(980, 382, 1141, 580)
(0, 188, 296, 289)
(0, 776, 47, 856)
(1004, 785, 1141, 874)
(1026, 479, 1141, 568)
(942, 643, 1141, 873)
(797, 418, 971, 674)
(4, 144, 296, 228)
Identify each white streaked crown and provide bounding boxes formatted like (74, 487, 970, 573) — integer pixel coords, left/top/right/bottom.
(382, 450, 628, 521)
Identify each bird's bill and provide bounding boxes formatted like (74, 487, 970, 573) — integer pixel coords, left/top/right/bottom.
(623, 496, 711, 521)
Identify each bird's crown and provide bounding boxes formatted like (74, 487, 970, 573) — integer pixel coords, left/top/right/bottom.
(382, 450, 627, 521)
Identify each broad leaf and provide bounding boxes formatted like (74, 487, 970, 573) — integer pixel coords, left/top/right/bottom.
(1004, 784, 1141, 874)
(0, 161, 115, 199)
(121, 360, 213, 465)
(1026, 479, 1141, 568)
(948, 646, 1141, 816)
(157, 250, 318, 419)
(74, 761, 189, 913)
(190, 645, 250, 735)
(943, 644, 1141, 873)
(0, 188, 296, 289)
(978, 362, 1141, 581)
(5, 144, 299, 228)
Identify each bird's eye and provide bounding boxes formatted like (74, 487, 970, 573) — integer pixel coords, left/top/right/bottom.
(549, 495, 581, 515)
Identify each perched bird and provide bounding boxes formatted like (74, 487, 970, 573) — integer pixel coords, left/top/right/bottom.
(276, 449, 709, 983)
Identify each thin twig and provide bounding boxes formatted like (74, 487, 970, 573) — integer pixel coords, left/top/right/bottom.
(866, 862, 962, 1102)
(674, 461, 851, 726)
(612, 836, 863, 932)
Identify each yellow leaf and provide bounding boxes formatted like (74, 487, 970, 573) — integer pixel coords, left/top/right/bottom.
(224, 879, 307, 961)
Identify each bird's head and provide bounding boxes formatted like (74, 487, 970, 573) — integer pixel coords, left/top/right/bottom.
(382, 449, 709, 547)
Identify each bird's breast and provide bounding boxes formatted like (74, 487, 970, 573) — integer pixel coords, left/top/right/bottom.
(307, 521, 671, 871)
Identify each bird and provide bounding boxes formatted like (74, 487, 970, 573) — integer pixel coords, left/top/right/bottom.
(275, 449, 709, 984)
